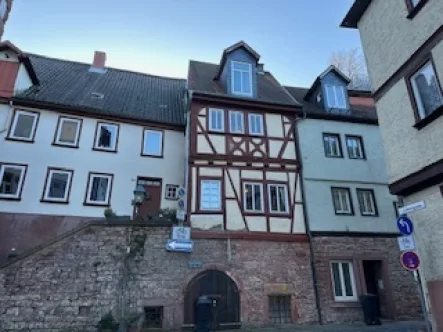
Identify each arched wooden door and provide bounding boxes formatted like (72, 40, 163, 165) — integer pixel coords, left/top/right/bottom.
(184, 270, 240, 329)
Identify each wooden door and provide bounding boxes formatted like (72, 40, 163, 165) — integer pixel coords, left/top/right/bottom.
(136, 177, 162, 217)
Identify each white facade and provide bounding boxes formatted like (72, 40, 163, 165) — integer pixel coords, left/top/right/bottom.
(0, 104, 186, 218)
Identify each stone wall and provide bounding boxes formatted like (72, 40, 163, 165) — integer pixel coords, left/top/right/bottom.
(312, 236, 422, 323)
(0, 225, 316, 331)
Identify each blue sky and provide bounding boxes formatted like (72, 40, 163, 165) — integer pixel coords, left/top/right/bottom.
(4, 0, 360, 87)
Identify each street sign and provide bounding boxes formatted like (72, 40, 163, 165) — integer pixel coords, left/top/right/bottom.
(177, 187, 186, 198)
(166, 239, 193, 253)
(177, 198, 185, 210)
(397, 216, 414, 235)
(398, 201, 426, 215)
(172, 226, 190, 240)
(401, 251, 420, 271)
(397, 235, 416, 251)
(176, 210, 186, 221)
(188, 260, 202, 269)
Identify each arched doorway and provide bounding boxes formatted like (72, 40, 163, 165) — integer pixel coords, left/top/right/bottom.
(184, 270, 240, 329)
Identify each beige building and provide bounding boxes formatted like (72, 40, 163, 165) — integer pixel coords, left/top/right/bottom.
(342, 0, 443, 330)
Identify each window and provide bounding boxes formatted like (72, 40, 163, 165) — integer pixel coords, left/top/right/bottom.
(42, 168, 73, 203)
(0, 163, 26, 199)
(85, 173, 113, 206)
(410, 61, 443, 120)
(346, 136, 365, 159)
(243, 182, 263, 212)
(200, 179, 221, 211)
(93, 122, 119, 152)
(331, 187, 353, 215)
(165, 184, 178, 200)
(144, 306, 163, 328)
(268, 184, 289, 214)
(231, 61, 252, 96)
(405, 0, 428, 18)
(229, 111, 244, 133)
(142, 129, 163, 157)
(269, 296, 291, 324)
(209, 108, 224, 132)
(248, 113, 264, 135)
(325, 85, 347, 109)
(331, 261, 357, 301)
(323, 134, 342, 158)
(357, 189, 378, 216)
(54, 117, 82, 147)
(8, 110, 39, 141)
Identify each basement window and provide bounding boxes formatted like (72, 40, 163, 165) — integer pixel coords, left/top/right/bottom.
(144, 306, 163, 328)
(269, 295, 291, 324)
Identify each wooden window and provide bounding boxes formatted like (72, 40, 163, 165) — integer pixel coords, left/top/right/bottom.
(54, 116, 82, 147)
(165, 184, 178, 200)
(330, 261, 357, 302)
(208, 108, 224, 132)
(144, 306, 163, 328)
(248, 113, 263, 135)
(142, 129, 163, 157)
(7, 109, 39, 142)
(325, 85, 347, 109)
(85, 172, 113, 206)
(200, 179, 221, 211)
(268, 295, 291, 324)
(331, 187, 353, 215)
(268, 184, 289, 214)
(346, 135, 365, 159)
(229, 110, 244, 133)
(231, 61, 252, 96)
(42, 168, 73, 203)
(323, 133, 342, 158)
(243, 182, 263, 212)
(93, 122, 119, 152)
(0, 163, 27, 200)
(357, 189, 378, 216)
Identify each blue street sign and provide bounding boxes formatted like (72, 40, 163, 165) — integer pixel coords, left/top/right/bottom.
(397, 216, 414, 236)
(401, 251, 420, 271)
(166, 239, 193, 253)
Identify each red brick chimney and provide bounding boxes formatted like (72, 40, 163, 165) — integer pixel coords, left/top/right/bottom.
(92, 51, 106, 69)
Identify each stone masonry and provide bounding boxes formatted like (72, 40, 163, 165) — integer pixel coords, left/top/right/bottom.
(0, 224, 317, 331)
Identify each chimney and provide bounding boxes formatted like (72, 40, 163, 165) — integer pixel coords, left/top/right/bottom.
(257, 63, 265, 75)
(89, 51, 107, 73)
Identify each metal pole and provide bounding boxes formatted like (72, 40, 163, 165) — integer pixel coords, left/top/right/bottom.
(414, 270, 432, 332)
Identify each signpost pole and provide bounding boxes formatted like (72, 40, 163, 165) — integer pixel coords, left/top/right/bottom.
(414, 270, 432, 332)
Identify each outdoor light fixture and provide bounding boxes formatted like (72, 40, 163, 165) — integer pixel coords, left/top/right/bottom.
(132, 184, 147, 218)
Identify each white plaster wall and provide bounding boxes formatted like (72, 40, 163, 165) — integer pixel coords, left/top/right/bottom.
(14, 63, 32, 93)
(0, 105, 185, 217)
(265, 113, 284, 137)
(358, 0, 443, 90)
(0, 50, 18, 61)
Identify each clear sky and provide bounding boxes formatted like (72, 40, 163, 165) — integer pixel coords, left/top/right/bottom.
(4, 0, 361, 88)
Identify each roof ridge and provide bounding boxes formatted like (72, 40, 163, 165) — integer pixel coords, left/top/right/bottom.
(28, 53, 187, 82)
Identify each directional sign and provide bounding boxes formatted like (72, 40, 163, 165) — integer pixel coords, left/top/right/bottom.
(166, 239, 193, 253)
(398, 201, 425, 215)
(397, 216, 414, 236)
(172, 226, 190, 240)
(401, 251, 420, 271)
(397, 235, 416, 252)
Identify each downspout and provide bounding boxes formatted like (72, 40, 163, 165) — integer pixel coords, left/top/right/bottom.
(293, 113, 323, 325)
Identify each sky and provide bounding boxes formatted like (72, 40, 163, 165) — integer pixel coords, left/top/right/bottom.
(4, 0, 361, 88)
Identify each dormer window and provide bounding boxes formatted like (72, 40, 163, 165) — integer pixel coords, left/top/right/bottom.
(231, 61, 252, 96)
(325, 85, 347, 109)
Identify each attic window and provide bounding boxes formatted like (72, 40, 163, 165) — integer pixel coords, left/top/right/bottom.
(231, 61, 252, 96)
(325, 85, 347, 109)
(91, 92, 104, 99)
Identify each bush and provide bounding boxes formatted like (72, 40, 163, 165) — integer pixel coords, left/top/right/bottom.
(97, 311, 119, 331)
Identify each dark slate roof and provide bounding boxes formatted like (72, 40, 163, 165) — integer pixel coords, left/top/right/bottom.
(14, 54, 187, 126)
(284, 86, 378, 123)
(188, 60, 300, 107)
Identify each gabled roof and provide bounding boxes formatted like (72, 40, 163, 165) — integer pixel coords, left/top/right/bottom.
(215, 41, 260, 79)
(14, 54, 187, 127)
(305, 65, 351, 101)
(188, 60, 300, 107)
(341, 0, 372, 29)
(0, 40, 39, 85)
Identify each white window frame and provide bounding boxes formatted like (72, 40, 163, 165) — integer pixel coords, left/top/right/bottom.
(54, 117, 82, 147)
(231, 61, 253, 96)
(243, 182, 264, 213)
(357, 189, 377, 216)
(325, 85, 347, 109)
(208, 108, 224, 132)
(8, 109, 39, 141)
(248, 113, 264, 136)
(85, 173, 113, 206)
(331, 187, 353, 215)
(229, 110, 244, 134)
(200, 179, 221, 211)
(323, 134, 342, 158)
(0, 163, 27, 199)
(42, 168, 73, 203)
(346, 136, 365, 159)
(93, 122, 119, 152)
(165, 184, 178, 200)
(268, 183, 290, 214)
(330, 261, 358, 302)
(142, 129, 164, 157)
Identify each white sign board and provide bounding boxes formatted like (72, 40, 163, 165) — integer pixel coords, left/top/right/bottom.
(397, 235, 416, 252)
(398, 201, 426, 215)
(172, 226, 190, 240)
(176, 210, 186, 221)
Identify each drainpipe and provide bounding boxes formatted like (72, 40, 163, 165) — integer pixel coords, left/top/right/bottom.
(293, 114, 323, 325)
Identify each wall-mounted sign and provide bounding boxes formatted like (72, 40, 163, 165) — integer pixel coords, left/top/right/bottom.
(188, 260, 202, 269)
(172, 226, 190, 240)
